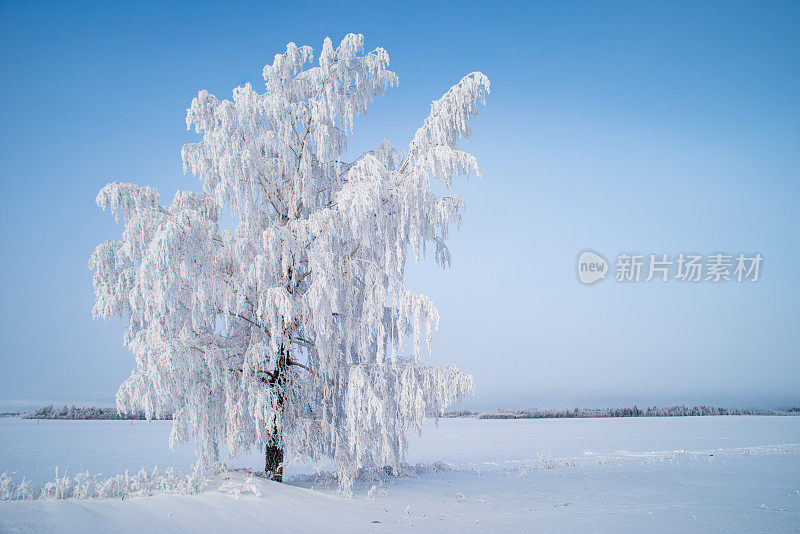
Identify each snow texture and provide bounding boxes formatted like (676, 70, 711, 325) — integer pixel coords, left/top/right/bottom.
(1, 416, 799, 532)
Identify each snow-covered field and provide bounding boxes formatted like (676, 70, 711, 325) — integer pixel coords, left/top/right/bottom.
(1, 416, 799, 532)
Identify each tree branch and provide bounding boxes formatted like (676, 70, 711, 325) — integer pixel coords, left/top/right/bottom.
(287, 360, 312, 373)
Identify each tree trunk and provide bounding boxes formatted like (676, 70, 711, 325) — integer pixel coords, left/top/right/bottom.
(265, 343, 287, 481)
(265, 444, 284, 482)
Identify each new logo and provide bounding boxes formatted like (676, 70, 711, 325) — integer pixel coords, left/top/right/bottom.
(577, 250, 608, 284)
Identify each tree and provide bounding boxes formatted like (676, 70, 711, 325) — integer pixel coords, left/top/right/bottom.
(89, 34, 488, 492)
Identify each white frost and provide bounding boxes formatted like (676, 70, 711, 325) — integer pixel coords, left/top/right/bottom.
(89, 34, 488, 491)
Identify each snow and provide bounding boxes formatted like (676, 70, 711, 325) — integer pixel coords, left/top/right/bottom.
(1, 416, 799, 532)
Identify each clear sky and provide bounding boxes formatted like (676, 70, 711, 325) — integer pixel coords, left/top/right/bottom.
(1, 1, 798, 411)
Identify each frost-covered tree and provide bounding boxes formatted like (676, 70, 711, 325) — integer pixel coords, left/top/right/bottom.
(90, 34, 488, 491)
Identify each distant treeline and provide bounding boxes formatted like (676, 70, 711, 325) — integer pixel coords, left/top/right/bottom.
(20, 405, 172, 420)
(12, 404, 800, 421)
(443, 405, 800, 419)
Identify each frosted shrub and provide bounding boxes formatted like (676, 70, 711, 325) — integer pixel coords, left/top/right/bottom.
(0, 467, 208, 502)
(0, 473, 34, 501)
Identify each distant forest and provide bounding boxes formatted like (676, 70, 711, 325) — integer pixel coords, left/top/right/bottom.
(444, 405, 800, 419)
(3, 404, 798, 420)
(16, 405, 171, 420)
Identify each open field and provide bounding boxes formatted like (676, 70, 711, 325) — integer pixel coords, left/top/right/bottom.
(1, 416, 799, 532)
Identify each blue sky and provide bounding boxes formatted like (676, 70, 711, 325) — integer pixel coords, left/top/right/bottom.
(1, 1, 798, 410)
